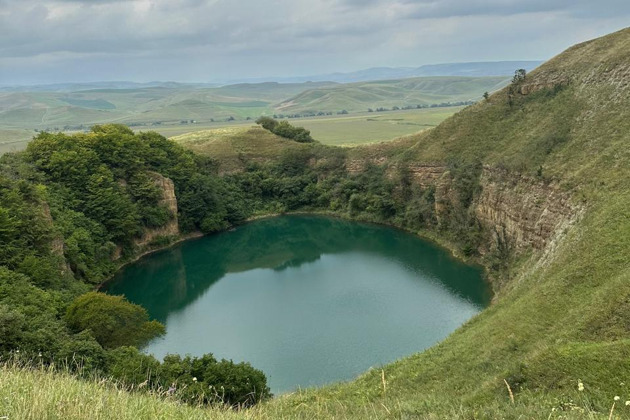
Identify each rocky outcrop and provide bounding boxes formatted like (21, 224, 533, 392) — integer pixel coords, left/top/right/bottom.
(518, 76, 570, 96)
(346, 157, 387, 174)
(473, 167, 580, 252)
(400, 164, 580, 254)
(405, 164, 447, 188)
(133, 173, 180, 249)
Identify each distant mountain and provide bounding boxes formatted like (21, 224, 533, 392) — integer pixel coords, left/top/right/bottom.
(225, 61, 544, 84)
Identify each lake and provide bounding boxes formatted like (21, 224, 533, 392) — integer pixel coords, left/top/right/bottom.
(105, 215, 490, 394)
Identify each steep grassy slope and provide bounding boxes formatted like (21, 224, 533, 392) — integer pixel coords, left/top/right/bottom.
(275, 76, 509, 114)
(2, 28, 630, 420)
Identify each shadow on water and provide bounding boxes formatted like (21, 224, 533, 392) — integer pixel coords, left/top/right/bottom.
(105, 215, 490, 323)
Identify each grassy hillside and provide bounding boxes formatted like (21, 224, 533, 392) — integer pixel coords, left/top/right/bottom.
(275, 76, 508, 114)
(2, 28, 630, 420)
(172, 126, 309, 173)
(0, 363, 241, 420)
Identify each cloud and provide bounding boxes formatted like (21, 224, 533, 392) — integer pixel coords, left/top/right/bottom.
(0, 0, 629, 84)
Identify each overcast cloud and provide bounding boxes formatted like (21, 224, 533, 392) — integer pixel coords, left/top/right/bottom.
(1, 0, 629, 84)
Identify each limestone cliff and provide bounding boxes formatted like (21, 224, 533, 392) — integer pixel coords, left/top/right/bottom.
(391, 162, 581, 257)
(472, 167, 581, 252)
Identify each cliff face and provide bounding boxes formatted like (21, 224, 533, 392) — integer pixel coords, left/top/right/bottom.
(391, 163, 581, 256)
(133, 172, 180, 249)
(472, 167, 581, 252)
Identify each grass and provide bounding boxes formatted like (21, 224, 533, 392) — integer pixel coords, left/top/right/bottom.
(2, 362, 626, 419)
(172, 126, 308, 173)
(0, 363, 242, 420)
(0, 128, 37, 153)
(290, 107, 462, 146)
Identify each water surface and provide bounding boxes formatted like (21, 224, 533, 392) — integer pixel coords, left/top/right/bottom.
(106, 216, 490, 393)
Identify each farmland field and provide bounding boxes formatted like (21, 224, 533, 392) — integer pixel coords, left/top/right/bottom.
(0, 106, 462, 154)
(292, 107, 462, 145)
(171, 106, 462, 149)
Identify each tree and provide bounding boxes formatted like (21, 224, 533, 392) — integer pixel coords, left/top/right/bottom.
(255, 117, 314, 143)
(483, 92, 490, 101)
(512, 69, 527, 84)
(65, 292, 165, 349)
(255, 116, 278, 131)
(84, 166, 141, 244)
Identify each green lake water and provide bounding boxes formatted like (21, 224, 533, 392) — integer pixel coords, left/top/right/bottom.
(105, 215, 491, 393)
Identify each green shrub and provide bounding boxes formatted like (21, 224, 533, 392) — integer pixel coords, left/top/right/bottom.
(256, 117, 314, 143)
(65, 292, 164, 349)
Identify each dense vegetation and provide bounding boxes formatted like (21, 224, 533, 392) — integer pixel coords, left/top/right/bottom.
(0, 125, 270, 407)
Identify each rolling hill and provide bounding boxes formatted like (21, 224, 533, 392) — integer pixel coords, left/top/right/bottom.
(0, 76, 506, 151)
(275, 76, 509, 114)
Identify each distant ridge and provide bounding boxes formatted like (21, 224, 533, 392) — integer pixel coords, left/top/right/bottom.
(225, 61, 544, 84)
(1, 61, 543, 92)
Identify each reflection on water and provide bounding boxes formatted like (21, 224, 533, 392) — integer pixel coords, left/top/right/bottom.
(105, 215, 490, 393)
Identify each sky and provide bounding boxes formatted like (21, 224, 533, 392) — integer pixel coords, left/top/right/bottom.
(1, 0, 629, 85)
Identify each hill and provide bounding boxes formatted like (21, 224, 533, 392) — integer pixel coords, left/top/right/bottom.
(172, 126, 310, 173)
(1, 28, 630, 419)
(275, 76, 509, 114)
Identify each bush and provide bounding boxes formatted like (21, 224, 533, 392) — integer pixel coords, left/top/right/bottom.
(65, 292, 164, 349)
(158, 354, 272, 407)
(256, 117, 314, 143)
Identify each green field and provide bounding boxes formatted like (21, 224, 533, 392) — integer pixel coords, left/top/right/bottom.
(0, 128, 37, 154)
(0, 106, 461, 154)
(171, 107, 460, 148)
(293, 107, 462, 145)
